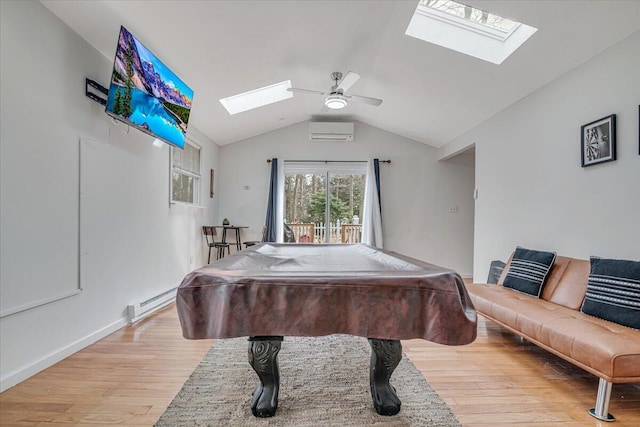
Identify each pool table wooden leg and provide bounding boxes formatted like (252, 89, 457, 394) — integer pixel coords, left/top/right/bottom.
(248, 336, 283, 417)
(368, 338, 402, 416)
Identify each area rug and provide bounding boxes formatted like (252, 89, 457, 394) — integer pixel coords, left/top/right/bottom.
(155, 335, 461, 426)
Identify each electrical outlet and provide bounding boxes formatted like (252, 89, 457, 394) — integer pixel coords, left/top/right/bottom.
(449, 206, 459, 214)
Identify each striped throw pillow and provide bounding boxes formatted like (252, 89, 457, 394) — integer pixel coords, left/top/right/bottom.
(503, 247, 556, 297)
(581, 257, 640, 329)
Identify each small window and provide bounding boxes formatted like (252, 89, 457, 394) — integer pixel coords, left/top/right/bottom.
(171, 139, 201, 205)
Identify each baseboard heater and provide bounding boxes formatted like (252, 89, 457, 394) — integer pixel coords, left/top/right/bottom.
(127, 287, 177, 324)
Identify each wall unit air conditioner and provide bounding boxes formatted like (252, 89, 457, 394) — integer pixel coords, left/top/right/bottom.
(309, 122, 354, 142)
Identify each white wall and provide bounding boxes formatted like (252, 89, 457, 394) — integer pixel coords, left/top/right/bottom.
(217, 120, 475, 276)
(443, 31, 640, 283)
(0, 1, 219, 390)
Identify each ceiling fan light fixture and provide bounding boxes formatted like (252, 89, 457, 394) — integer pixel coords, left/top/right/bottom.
(325, 94, 348, 110)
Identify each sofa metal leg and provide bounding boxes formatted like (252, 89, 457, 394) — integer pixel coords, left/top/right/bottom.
(588, 378, 615, 422)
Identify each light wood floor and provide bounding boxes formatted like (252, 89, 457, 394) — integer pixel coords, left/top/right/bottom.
(1, 305, 638, 426)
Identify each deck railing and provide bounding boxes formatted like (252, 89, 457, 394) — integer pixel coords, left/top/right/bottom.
(287, 222, 361, 244)
(287, 223, 315, 243)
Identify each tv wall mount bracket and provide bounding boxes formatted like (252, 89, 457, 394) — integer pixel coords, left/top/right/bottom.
(85, 78, 108, 106)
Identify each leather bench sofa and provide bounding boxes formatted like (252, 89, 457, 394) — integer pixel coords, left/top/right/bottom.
(466, 255, 640, 422)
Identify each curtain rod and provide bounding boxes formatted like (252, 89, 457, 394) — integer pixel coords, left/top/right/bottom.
(267, 159, 391, 164)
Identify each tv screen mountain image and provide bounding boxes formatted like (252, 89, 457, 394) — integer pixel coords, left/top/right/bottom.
(105, 26, 193, 149)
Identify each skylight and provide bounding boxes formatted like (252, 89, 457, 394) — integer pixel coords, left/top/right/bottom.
(425, 0, 517, 34)
(405, 0, 537, 64)
(220, 80, 293, 115)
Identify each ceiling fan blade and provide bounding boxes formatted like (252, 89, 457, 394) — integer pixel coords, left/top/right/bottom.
(288, 88, 325, 96)
(336, 71, 360, 92)
(347, 94, 383, 106)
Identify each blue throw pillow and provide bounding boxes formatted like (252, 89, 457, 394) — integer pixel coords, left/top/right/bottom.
(503, 247, 556, 297)
(581, 257, 640, 329)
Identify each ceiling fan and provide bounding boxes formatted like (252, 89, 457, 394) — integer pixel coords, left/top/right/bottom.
(288, 71, 383, 110)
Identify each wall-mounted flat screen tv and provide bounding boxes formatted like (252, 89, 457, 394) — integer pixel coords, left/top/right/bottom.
(105, 26, 193, 149)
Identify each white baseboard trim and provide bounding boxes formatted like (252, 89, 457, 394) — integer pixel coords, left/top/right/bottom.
(0, 317, 128, 392)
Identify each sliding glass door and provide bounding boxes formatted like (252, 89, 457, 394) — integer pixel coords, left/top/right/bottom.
(283, 162, 365, 243)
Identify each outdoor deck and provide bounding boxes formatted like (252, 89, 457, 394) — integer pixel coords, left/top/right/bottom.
(287, 222, 362, 243)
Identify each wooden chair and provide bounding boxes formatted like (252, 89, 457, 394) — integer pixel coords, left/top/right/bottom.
(202, 226, 230, 263)
(244, 226, 266, 248)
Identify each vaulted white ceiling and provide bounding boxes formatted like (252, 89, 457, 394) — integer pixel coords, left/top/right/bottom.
(41, 0, 640, 147)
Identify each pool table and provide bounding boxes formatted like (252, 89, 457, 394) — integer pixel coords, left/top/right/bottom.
(177, 243, 477, 417)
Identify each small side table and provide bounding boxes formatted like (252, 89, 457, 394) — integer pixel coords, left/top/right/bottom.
(218, 225, 248, 251)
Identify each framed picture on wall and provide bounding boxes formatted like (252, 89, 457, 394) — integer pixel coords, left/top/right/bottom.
(581, 114, 616, 167)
